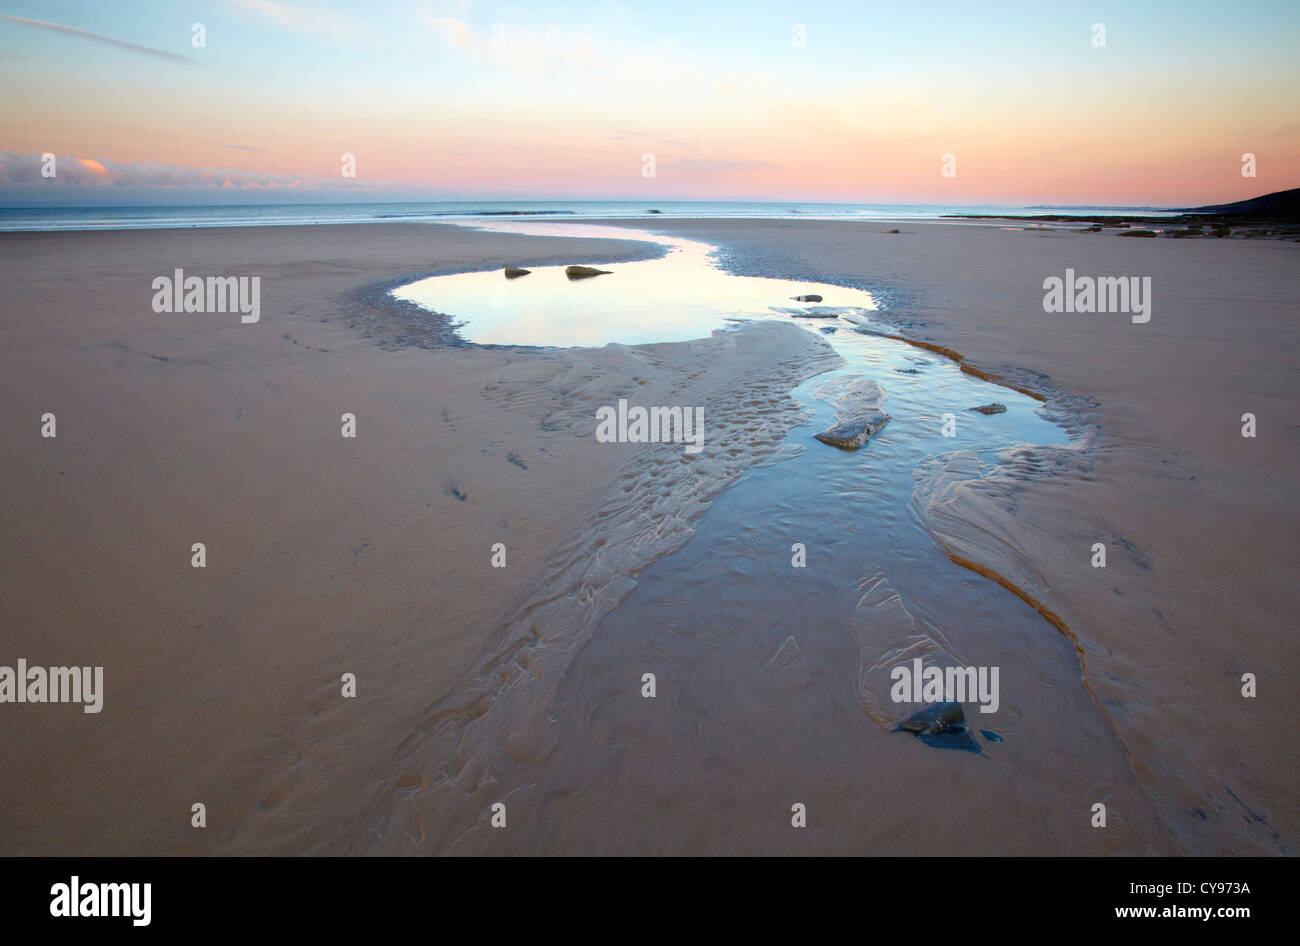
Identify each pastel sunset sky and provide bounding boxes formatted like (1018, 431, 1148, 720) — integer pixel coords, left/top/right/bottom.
(2, 0, 1298, 206)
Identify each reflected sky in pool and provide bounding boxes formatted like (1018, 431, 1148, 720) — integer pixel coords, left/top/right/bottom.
(392, 222, 879, 347)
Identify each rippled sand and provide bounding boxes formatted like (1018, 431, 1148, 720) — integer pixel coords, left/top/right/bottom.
(1, 219, 1294, 856)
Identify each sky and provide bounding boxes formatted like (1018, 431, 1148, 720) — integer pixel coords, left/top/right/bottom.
(1, 0, 1298, 207)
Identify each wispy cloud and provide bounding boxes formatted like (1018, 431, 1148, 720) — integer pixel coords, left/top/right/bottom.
(225, 0, 366, 40)
(0, 151, 397, 191)
(660, 159, 782, 173)
(0, 14, 192, 64)
(412, 6, 757, 95)
(417, 12, 601, 76)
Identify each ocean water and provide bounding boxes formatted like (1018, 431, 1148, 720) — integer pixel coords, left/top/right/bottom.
(0, 200, 1180, 232)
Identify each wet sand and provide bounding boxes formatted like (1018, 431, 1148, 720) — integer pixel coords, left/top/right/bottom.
(574, 218, 1299, 855)
(1, 219, 1295, 855)
(0, 223, 835, 854)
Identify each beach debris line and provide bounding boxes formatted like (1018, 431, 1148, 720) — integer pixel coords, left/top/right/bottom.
(968, 402, 1007, 414)
(503, 267, 531, 278)
(565, 265, 612, 279)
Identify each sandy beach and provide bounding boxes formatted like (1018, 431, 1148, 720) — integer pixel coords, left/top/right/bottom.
(1, 219, 1295, 856)
(590, 218, 1299, 855)
(0, 222, 839, 854)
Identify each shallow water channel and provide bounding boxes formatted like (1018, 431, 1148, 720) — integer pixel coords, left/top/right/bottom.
(392, 223, 1161, 854)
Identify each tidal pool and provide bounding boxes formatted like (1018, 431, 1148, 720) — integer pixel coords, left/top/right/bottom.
(391, 222, 1153, 854)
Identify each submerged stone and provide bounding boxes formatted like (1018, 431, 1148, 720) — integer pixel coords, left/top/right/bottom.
(968, 402, 1007, 415)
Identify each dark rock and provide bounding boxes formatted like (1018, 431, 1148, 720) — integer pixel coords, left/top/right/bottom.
(968, 402, 1006, 415)
(504, 267, 531, 279)
(897, 701, 965, 736)
(1118, 229, 1158, 237)
(565, 265, 613, 279)
(791, 294, 823, 303)
(813, 408, 891, 449)
(896, 701, 982, 752)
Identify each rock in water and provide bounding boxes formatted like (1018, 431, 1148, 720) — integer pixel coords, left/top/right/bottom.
(504, 267, 531, 279)
(813, 409, 892, 449)
(896, 701, 982, 752)
(896, 701, 965, 736)
(968, 402, 1007, 415)
(814, 377, 892, 449)
(791, 294, 823, 302)
(565, 265, 613, 279)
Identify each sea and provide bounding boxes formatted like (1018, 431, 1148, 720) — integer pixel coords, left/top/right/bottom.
(0, 200, 1181, 232)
